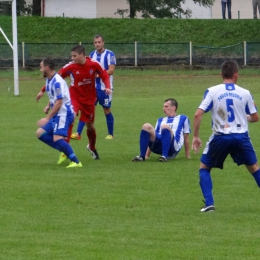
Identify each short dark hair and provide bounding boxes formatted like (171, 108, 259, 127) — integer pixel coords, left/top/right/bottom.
(221, 60, 239, 79)
(94, 34, 104, 41)
(164, 98, 178, 111)
(71, 45, 85, 55)
(42, 58, 55, 70)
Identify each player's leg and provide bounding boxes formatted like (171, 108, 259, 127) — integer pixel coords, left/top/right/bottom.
(36, 120, 60, 150)
(199, 165, 215, 212)
(132, 123, 156, 161)
(53, 114, 82, 168)
(104, 107, 114, 139)
(199, 134, 230, 212)
(97, 89, 114, 139)
(80, 104, 99, 160)
(231, 133, 260, 187)
(159, 125, 174, 162)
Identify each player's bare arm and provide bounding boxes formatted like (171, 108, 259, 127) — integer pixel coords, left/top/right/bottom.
(247, 112, 259, 123)
(192, 108, 204, 153)
(43, 102, 50, 114)
(184, 133, 191, 158)
(107, 64, 115, 75)
(36, 90, 44, 102)
(46, 99, 63, 120)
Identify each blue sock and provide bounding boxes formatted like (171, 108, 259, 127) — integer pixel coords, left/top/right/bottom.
(39, 133, 60, 151)
(77, 120, 85, 136)
(252, 169, 260, 187)
(55, 139, 79, 163)
(161, 128, 171, 158)
(199, 168, 214, 206)
(106, 113, 114, 136)
(139, 130, 150, 158)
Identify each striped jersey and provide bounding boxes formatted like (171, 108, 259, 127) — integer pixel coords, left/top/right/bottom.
(89, 49, 116, 90)
(199, 83, 257, 134)
(45, 73, 74, 117)
(155, 115, 191, 146)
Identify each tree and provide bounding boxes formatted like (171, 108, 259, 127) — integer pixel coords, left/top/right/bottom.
(0, 0, 32, 16)
(32, 0, 41, 16)
(115, 0, 215, 19)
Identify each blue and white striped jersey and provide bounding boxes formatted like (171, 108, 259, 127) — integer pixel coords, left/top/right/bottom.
(155, 115, 191, 148)
(89, 49, 116, 90)
(199, 83, 257, 134)
(45, 73, 74, 117)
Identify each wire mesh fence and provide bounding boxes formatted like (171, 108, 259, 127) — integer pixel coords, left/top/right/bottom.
(0, 41, 259, 68)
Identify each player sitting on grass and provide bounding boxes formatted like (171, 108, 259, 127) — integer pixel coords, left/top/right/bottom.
(132, 98, 191, 162)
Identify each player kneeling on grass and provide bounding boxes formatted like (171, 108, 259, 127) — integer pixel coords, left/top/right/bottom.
(132, 98, 191, 162)
(36, 58, 82, 168)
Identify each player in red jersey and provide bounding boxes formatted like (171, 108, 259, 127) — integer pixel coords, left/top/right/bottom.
(36, 45, 111, 161)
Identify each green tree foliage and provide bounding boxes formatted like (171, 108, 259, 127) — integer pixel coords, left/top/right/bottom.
(0, 0, 32, 16)
(116, 0, 215, 18)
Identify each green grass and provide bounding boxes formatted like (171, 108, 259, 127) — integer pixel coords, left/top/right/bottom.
(1, 69, 260, 259)
(0, 16, 259, 46)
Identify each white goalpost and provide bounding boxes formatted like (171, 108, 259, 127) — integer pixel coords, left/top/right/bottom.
(0, 0, 19, 96)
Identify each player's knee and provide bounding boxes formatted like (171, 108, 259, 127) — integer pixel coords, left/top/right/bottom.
(161, 124, 171, 130)
(142, 123, 153, 131)
(36, 128, 44, 138)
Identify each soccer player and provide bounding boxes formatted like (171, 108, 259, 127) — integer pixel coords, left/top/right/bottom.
(36, 45, 112, 161)
(192, 60, 260, 213)
(36, 58, 82, 168)
(71, 34, 116, 140)
(132, 98, 191, 162)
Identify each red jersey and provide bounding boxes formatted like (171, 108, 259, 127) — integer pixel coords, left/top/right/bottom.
(58, 57, 110, 105)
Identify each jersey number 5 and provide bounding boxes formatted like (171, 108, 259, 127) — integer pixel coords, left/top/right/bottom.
(226, 99, 235, 122)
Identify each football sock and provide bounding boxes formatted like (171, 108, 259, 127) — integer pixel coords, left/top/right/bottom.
(65, 123, 74, 143)
(87, 128, 97, 151)
(140, 129, 150, 158)
(106, 112, 114, 136)
(252, 168, 260, 187)
(199, 168, 214, 206)
(77, 120, 85, 136)
(39, 133, 59, 150)
(161, 128, 171, 158)
(54, 139, 79, 163)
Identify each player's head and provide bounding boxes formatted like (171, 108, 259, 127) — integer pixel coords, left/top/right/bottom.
(164, 98, 178, 110)
(93, 34, 105, 53)
(71, 45, 86, 64)
(40, 58, 55, 78)
(221, 60, 239, 82)
(163, 98, 178, 116)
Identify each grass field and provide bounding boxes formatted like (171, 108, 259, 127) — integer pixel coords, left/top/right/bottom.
(1, 68, 260, 259)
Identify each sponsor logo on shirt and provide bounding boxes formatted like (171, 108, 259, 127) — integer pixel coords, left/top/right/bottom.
(78, 78, 92, 86)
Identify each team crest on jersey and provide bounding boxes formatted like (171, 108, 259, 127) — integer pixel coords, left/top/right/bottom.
(89, 70, 93, 74)
(76, 71, 80, 74)
(56, 87, 61, 96)
(110, 56, 115, 63)
(226, 84, 235, 91)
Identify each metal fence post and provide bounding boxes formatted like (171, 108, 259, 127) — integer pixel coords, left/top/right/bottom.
(22, 42, 25, 67)
(244, 41, 247, 65)
(190, 41, 192, 66)
(135, 41, 137, 66)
